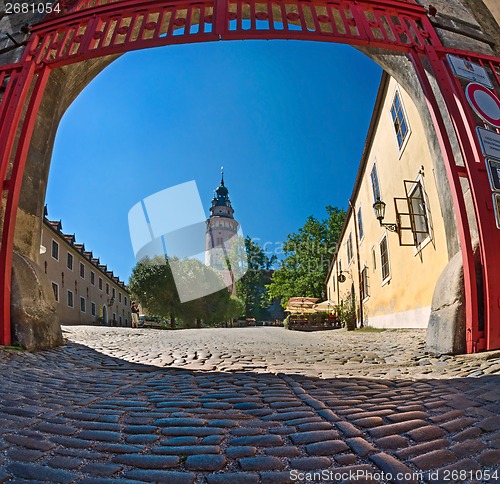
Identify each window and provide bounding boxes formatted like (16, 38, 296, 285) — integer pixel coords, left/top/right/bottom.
(106, 283, 109, 295)
(67, 290, 74, 308)
(80, 262, 85, 279)
(361, 267, 369, 301)
(408, 181, 430, 247)
(80, 297, 86, 313)
(119, 292, 122, 303)
(357, 208, 364, 240)
(67, 253, 73, 270)
(124, 296, 128, 307)
(347, 234, 353, 264)
(391, 90, 410, 150)
(112, 287, 116, 298)
(51, 282, 59, 302)
(379, 235, 391, 283)
(99, 277, 103, 290)
(370, 164, 381, 202)
(51, 240, 59, 260)
(90, 271, 95, 285)
(91, 302, 96, 316)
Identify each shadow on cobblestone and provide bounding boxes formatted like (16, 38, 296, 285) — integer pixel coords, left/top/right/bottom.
(0, 342, 499, 483)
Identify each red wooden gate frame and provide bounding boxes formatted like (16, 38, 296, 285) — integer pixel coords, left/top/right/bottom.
(0, 0, 499, 352)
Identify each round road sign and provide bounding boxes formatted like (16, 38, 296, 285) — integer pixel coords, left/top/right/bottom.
(465, 82, 500, 128)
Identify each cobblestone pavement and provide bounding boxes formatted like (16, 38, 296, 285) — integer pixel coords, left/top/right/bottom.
(0, 326, 498, 483)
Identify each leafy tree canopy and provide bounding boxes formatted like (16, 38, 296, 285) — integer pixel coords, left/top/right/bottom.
(267, 205, 346, 306)
(235, 236, 277, 319)
(129, 256, 244, 327)
(128, 255, 178, 319)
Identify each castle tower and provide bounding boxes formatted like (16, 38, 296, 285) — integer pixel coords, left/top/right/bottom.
(205, 169, 240, 290)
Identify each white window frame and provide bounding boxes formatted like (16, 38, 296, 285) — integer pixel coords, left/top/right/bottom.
(370, 160, 382, 203)
(51, 239, 59, 261)
(361, 264, 369, 302)
(347, 233, 353, 265)
(79, 262, 85, 279)
(91, 301, 96, 317)
(80, 297, 86, 313)
(357, 208, 364, 242)
(51, 282, 59, 302)
(379, 233, 391, 286)
(67, 290, 74, 308)
(409, 174, 433, 254)
(90, 271, 95, 285)
(390, 87, 412, 157)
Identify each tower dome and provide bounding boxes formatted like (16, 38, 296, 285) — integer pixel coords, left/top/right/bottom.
(210, 169, 234, 217)
(215, 176, 229, 198)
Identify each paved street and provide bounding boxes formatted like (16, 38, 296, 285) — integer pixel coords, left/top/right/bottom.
(0, 326, 499, 483)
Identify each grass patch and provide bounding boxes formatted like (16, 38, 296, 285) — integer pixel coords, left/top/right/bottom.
(1, 342, 24, 351)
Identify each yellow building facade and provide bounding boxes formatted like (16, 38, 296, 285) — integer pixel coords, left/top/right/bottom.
(326, 73, 451, 328)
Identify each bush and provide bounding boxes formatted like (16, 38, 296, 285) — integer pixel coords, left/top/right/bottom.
(335, 294, 357, 331)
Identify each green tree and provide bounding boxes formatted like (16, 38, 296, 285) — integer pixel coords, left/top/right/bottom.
(129, 256, 180, 327)
(235, 237, 276, 319)
(129, 256, 244, 328)
(225, 296, 246, 322)
(267, 205, 346, 306)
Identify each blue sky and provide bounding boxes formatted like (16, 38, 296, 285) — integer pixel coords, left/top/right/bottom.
(46, 40, 382, 282)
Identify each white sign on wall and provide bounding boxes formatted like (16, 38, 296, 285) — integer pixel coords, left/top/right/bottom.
(477, 127, 500, 160)
(447, 54, 493, 89)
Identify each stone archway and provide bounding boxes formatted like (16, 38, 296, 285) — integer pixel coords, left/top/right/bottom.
(0, 0, 499, 352)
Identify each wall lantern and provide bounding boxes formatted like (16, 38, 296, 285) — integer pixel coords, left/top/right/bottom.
(338, 270, 352, 283)
(373, 197, 399, 233)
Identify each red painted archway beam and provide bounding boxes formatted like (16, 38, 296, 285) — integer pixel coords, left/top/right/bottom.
(0, 0, 499, 353)
(26, 0, 441, 70)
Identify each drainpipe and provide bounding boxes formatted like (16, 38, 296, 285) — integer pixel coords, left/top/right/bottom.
(349, 199, 364, 328)
(335, 256, 340, 305)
